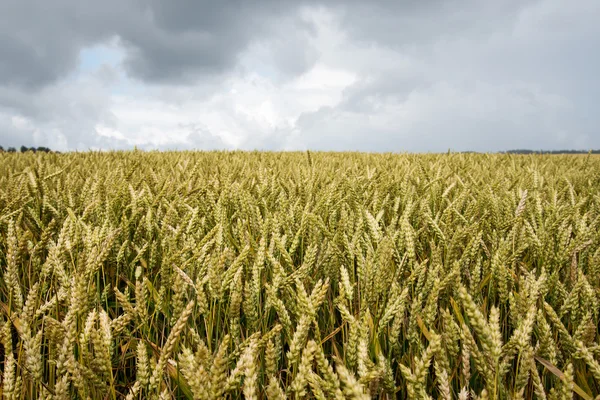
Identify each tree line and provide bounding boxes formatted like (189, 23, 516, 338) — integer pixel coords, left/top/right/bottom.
(504, 149, 600, 154)
(2, 145, 599, 154)
(0, 145, 55, 153)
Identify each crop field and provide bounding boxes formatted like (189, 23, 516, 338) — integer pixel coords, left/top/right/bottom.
(1, 151, 600, 399)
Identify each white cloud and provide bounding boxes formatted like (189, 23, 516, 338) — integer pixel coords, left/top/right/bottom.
(11, 115, 33, 131)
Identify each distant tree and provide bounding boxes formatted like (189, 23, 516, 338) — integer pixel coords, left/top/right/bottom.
(0, 145, 4, 152)
(506, 149, 600, 155)
(6, 145, 56, 153)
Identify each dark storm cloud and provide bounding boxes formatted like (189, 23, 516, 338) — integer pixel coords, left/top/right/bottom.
(0, 1, 127, 89)
(2, 0, 597, 90)
(0, 0, 318, 88)
(119, 1, 281, 83)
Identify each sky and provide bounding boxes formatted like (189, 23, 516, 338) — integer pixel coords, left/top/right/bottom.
(0, 0, 599, 152)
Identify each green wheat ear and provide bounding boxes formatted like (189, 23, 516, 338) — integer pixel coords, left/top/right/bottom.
(1, 151, 599, 398)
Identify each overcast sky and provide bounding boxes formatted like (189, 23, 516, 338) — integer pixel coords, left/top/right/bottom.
(1, 1, 598, 152)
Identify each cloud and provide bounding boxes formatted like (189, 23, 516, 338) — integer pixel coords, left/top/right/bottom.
(0, 65, 121, 151)
(293, 80, 579, 152)
(0, 0, 599, 152)
(0, 1, 125, 89)
(0, 1, 318, 89)
(118, 1, 314, 84)
(286, 0, 600, 151)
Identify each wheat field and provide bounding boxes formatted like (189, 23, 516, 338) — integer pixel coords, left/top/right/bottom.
(1, 151, 600, 399)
